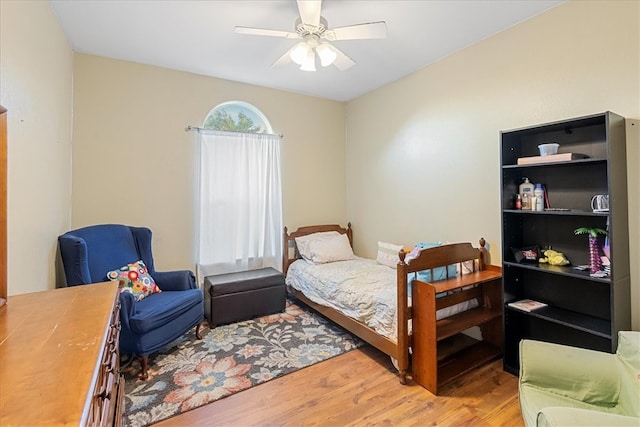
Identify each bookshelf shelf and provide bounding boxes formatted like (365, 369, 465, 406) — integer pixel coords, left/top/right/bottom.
(502, 157, 607, 170)
(502, 209, 608, 217)
(505, 304, 611, 338)
(503, 261, 611, 284)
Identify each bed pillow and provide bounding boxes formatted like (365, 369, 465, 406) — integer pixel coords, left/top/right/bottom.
(107, 260, 161, 302)
(296, 231, 354, 264)
(308, 233, 355, 264)
(295, 231, 339, 262)
(376, 241, 404, 268)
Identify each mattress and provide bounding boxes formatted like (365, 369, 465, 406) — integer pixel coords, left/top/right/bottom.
(285, 257, 478, 342)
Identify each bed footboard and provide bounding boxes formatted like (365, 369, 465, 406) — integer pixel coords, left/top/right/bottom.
(399, 241, 503, 394)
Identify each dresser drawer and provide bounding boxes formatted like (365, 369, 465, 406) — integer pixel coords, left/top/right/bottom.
(88, 289, 124, 426)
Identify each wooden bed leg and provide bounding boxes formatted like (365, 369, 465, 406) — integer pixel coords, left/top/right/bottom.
(391, 356, 409, 385)
(399, 370, 408, 385)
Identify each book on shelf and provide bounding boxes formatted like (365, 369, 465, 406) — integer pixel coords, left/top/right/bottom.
(517, 153, 588, 165)
(508, 299, 548, 312)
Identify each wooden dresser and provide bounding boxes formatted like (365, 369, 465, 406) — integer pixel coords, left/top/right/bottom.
(0, 282, 124, 426)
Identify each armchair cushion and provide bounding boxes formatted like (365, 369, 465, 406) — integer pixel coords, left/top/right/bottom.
(128, 290, 203, 334)
(519, 331, 640, 427)
(118, 289, 204, 356)
(107, 260, 161, 302)
(519, 339, 620, 406)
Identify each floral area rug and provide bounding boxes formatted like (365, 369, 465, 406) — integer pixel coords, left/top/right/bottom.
(122, 297, 363, 426)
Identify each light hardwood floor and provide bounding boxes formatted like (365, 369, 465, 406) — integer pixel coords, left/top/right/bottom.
(156, 345, 524, 426)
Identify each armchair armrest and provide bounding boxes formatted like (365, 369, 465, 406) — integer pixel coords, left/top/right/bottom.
(118, 291, 136, 330)
(152, 270, 196, 291)
(520, 339, 620, 405)
(537, 407, 640, 427)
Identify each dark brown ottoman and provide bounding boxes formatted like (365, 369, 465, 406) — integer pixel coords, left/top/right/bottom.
(204, 267, 286, 327)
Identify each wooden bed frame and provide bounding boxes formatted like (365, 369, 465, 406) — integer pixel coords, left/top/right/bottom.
(282, 223, 502, 392)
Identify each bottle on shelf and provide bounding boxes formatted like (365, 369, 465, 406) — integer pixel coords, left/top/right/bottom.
(519, 178, 534, 210)
(533, 183, 544, 211)
(535, 196, 543, 211)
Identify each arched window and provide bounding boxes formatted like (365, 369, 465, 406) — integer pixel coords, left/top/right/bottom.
(203, 101, 273, 134)
(196, 101, 282, 283)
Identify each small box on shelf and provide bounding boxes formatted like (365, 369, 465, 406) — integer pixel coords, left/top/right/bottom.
(517, 153, 588, 165)
(508, 299, 548, 312)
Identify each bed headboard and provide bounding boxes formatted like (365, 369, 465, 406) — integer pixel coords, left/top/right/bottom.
(282, 223, 353, 275)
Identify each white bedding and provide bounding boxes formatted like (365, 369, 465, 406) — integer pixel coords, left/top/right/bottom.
(285, 257, 478, 342)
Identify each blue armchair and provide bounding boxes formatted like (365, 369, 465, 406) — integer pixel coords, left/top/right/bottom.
(58, 224, 204, 379)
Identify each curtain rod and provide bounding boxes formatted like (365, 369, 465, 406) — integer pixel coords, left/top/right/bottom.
(185, 125, 283, 139)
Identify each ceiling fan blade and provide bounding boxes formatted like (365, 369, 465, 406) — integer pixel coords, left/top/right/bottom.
(327, 44, 355, 71)
(235, 26, 299, 39)
(297, 0, 321, 27)
(324, 21, 387, 41)
(271, 45, 295, 68)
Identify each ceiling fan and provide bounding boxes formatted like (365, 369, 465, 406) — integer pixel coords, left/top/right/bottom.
(235, 0, 387, 71)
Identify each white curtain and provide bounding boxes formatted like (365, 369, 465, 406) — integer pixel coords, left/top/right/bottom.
(197, 130, 283, 285)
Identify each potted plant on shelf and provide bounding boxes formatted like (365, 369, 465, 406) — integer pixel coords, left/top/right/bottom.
(574, 227, 608, 274)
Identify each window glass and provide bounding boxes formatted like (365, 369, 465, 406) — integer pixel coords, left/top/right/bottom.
(203, 101, 272, 134)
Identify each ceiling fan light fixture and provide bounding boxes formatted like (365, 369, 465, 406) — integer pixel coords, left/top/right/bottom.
(315, 42, 336, 67)
(236, 0, 387, 72)
(290, 42, 311, 66)
(299, 50, 316, 71)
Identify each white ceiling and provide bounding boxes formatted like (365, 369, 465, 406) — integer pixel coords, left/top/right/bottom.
(50, 0, 563, 102)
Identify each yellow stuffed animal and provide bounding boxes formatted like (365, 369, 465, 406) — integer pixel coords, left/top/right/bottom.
(538, 249, 570, 266)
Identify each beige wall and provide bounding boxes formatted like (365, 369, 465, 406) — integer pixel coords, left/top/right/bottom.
(345, 0, 640, 329)
(628, 117, 640, 329)
(0, 0, 74, 295)
(71, 55, 346, 275)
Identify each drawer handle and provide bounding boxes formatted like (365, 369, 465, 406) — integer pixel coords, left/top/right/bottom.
(103, 349, 118, 372)
(101, 346, 118, 371)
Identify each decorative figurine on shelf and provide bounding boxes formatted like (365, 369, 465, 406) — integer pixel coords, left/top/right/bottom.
(574, 227, 608, 274)
(538, 249, 570, 266)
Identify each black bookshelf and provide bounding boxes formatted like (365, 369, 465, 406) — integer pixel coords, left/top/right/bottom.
(500, 112, 631, 376)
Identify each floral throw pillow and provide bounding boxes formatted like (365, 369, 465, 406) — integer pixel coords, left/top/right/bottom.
(107, 260, 160, 302)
